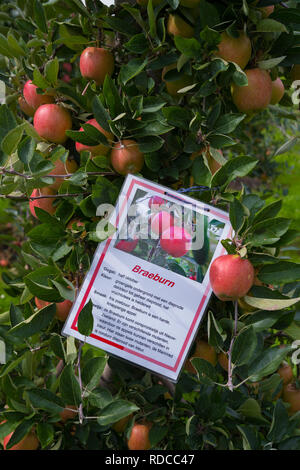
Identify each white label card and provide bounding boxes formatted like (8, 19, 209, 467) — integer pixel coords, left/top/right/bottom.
(62, 175, 232, 382)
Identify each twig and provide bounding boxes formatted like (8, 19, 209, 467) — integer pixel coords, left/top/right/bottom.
(226, 300, 239, 392)
(77, 341, 85, 425)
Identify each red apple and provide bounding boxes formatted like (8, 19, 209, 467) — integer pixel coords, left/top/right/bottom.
(23, 80, 54, 110)
(150, 211, 175, 236)
(110, 140, 144, 176)
(209, 254, 255, 301)
(63, 62, 72, 74)
(115, 238, 139, 253)
(127, 423, 152, 450)
(33, 104, 72, 144)
(29, 187, 57, 218)
(80, 47, 115, 85)
(75, 118, 113, 157)
(160, 226, 192, 257)
(48, 158, 78, 191)
(270, 77, 285, 105)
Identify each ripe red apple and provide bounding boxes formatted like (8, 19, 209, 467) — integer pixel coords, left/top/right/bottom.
(231, 68, 272, 114)
(3, 429, 39, 450)
(63, 62, 72, 74)
(209, 254, 255, 301)
(35, 297, 73, 322)
(23, 80, 54, 110)
(148, 196, 165, 209)
(162, 63, 193, 97)
(115, 238, 139, 253)
(160, 226, 192, 258)
(277, 362, 294, 386)
(48, 158, 78, 190)
(75, 118, 113, 157)
(150, 211, 175, 236)
(167, 14, 195, 38)
(34, 104, 72, 144)
(110, 140, 144, 175)
(216, 31, 252, 70)
(62, 74, 71, 83)
(80, 47, 115, 85)
(127, 423, 152, 450)
(0, 258, 9, 267)
(29, 187, 57, 218)
(18, 96, 35, 117)
(270, 77, 285, 105)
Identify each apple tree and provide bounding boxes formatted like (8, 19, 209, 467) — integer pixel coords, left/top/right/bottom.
(0, 0, 300, 451)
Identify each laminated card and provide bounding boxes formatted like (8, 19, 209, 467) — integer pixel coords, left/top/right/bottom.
(62, 175, 232, 382)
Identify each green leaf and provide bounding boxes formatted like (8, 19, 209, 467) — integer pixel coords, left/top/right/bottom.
(26, 389, 64, 414)
(190, 358, 218, 384)
(119, 58, 148, 85)
(248, 346, 293, 382)
(92, 96, 111, 133)
(18, 137, 36, 165)
(60, 363, 81, 407)
(273, 137, 298, 157)
(249, 217, 291, 246)
(232, 326, 257, 366)
(1, 123, 25, 155)
(229, 198, 249, 233)
(207, 311, 227, 350)
(45, 58, 59, 85)
(257, 261, 300, 284)
(34, 0, 48, 33)
(257, 19, 288, 33)
(174, 36, 202, 59)
(213, 113, 245, 134)
(36, 422, 54, 449)
(211, 156, 258, 188)
(267, 400, 289, 443)
(97, 400, 139, 426)
(238, 398, 269, 424)
(77, 299, 94, 337)
(5, 419, 36, 450)
(82, 356, 107, 392)
(252, 200, 282, 225)
(8, 303, 56, 339)
(149, 424, 168, 447)
(258, 56, 286, 70)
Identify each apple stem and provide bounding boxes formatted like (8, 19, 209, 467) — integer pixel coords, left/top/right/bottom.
(82, 81, 91, 96)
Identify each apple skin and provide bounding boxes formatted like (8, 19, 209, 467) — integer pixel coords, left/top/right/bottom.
(283, 383, 300, 415)
(18, 96, 35, 117)
(80, 47, 114, 85)
(3, 430, 39, 450)
(75, 118, 113, 157)
(48, 158, 78, 191)
(29, 187, 57, 218)
(218, 352, 229, 372)
(127, 423, 152, 450)
(112, 414, 133, 433)
(150, 211, 175, 236)
(162, 63, 193, 97)
(59, 406, 77, 422)
(209, 254, 255, 301)
(110, 140, 144, 176)
(23, 80, 54, 110)
(160, 226, 192, 258)
(277, 362, 294, 386)
(216, 31, 252, 70)
(115, 238, 139, 253)
(35, 297, 73, 322)
(63, 62, 72, 74)
(260, 5, 274, 17)
(33, 104, 72, 144)
(270, 77, 285, 105)
(231, 68, 272, 114)
(291, 64, 300, 81)
(185, 340, 217, 374)
(167, 14, 195, 38)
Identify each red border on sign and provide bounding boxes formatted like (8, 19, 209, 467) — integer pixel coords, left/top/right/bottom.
(71, 178, 230, 372)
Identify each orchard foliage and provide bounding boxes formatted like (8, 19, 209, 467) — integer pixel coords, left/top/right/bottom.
(0, 0, 299, 451)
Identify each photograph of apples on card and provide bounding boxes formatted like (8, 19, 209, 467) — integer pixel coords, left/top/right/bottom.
(114, 188, 226, 284)
(62, 175, 232, 382)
